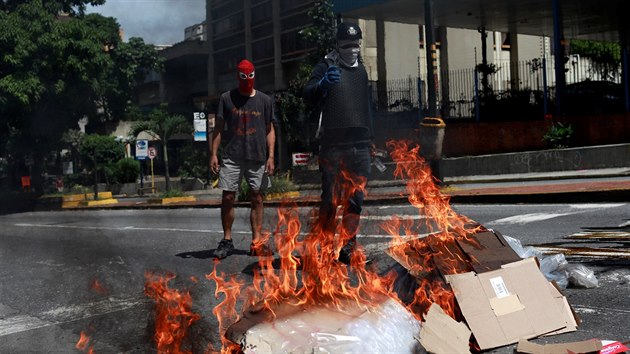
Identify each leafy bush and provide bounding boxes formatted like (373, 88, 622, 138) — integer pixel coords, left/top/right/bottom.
(160, 188, 184, 198)
(237, 173, 297, 201)
(115, 158, 140, 183)
(80, 134, 125, 184)
(178, 144, 209, 182)
(543, 122, 574, 148)
(63, 173, 91, 190)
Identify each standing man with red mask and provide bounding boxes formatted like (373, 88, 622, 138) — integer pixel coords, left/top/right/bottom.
(210, 59, 276, 259)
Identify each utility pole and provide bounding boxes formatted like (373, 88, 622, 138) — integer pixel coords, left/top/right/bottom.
(424, 0, 438, 117)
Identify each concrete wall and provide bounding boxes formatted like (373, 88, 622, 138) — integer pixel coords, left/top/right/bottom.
(515, 34, 547, 61)
(361, 19, 378, 80)
(441, 113, 630, 157)
(446, 27, 495, 70)
(440, 143, 630, 177)
(384, 22, 420, 79)
(361, 20, 419, 81)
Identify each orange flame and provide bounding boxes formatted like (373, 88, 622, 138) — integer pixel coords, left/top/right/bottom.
(150, 139, 484, 351)
(382, 140, 482, 319)
(144, 272, 201, 354)
(75, 331, 94, 353)
(90, 279, 107, 295)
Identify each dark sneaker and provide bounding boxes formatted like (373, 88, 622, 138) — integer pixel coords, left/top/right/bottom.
(213, 239, 234, 259)
(249, 243, 274, 257)
(338, 238, 356, 265)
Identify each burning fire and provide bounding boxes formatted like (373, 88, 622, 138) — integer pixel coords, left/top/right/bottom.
(140, 140, 482, 352)
(144, 272, 201, 353)
(76, 331, 94, 353)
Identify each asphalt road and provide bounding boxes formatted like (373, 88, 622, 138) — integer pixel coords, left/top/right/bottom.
(0, 203, 629, 353)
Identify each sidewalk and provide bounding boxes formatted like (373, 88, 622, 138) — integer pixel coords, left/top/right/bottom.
(91, 167, 630, 211)
(54, 142, 630, 211)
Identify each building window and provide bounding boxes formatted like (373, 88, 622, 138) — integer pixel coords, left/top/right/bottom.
(280, 0, 312, 14)
(252, 2, 272, 25)
(215, 47, 246, 74)
(281, 30, 309, 54)
(212, 1, 242, 20)
(280, 12, 311, 32)
(214, 32, 246, 50)
(252, 23, 273, 40)
(213, 14, 244, 35)
(253, 37, 274, 61)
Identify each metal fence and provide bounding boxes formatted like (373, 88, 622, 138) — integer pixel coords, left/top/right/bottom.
(372, 57, 623, 120)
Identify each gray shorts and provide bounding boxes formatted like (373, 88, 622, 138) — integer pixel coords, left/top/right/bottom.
(218, 157, 269, 192)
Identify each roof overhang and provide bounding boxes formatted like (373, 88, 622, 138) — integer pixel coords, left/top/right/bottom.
(334, 0, 628, 42)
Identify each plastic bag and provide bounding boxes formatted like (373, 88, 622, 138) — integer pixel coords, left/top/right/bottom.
(503, 235, 569, 287)
(503, 235, 543, 259)
(566, 264, 599, 288)
(539, 253, 568, 275)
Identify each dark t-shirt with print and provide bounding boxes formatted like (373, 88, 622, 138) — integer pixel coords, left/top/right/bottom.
(217, 89, 273, 162)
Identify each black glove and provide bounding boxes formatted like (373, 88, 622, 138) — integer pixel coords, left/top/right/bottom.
(318, 65, 340, 91)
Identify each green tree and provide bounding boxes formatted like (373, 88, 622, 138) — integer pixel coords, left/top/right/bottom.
(276, 0, 336, 149)
(0, 0, 162, 190)
(129, 104, 192, 191)
(570, 39, 621, 81)
(79, 134, 124, 198)
(61, 129, 85, 174)
(0, 0, 106, 15)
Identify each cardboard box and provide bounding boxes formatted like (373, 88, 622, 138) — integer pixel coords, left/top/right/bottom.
(419, 303, 471, 354)
(455, 230, 522, 273)
(516, 338, 602, 354)
(445, 257, 577, 350)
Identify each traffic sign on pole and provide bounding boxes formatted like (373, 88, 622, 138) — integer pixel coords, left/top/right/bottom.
(148, 147, 157, 160)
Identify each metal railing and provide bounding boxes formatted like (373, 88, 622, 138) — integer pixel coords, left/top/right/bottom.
(371, 57, 623, 120)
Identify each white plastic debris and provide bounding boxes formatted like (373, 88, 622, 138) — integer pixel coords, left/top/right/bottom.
(566, 264, 599, 288)
(502, 235, 598, 289)
(238, 297, 421, 354)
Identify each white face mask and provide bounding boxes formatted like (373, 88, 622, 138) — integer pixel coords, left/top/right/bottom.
(337, 40, 361, 66)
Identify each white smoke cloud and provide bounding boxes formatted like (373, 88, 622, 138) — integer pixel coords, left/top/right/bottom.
(87, 0, 205, 45)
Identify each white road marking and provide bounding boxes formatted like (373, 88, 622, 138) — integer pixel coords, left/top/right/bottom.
(14, 214, 426, 237)
(15, 223, 213, 234)
(360, 214, 426, 221)
(488, 204, 625, 225)
(489, 213, 571, 225)
(568, 203, 625, 209)
(0, 297, 145, 337)
(573, 305, 630, 315)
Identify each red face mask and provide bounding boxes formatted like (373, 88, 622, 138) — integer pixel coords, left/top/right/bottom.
(237, 60, 255, 95)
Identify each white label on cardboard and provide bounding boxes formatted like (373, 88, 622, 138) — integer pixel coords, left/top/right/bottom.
(490, 276, 510, 298)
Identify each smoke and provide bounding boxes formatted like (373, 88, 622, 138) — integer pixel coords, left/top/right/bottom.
(86, 0, 205, 45)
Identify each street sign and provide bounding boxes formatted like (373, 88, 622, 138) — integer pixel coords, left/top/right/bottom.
(136, 139, 148, 160)
(148, 146, 157, 160)
(193, 112, 207, 141)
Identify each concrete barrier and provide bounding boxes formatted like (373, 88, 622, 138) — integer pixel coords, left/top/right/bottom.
(439, 143, 630, 177)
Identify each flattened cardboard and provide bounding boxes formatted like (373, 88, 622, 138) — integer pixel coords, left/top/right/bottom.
(445, 257, 574, 350)
(543, 282, 578, 336)
(419, 303, 472, 354)
(516, 338, 602, 354)
(456, 230, 522, 273)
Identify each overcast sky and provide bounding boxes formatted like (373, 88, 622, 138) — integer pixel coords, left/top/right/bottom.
(86, 0, 205, 45)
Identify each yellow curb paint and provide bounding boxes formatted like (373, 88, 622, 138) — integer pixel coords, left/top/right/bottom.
(63, 191, 113, 202)
(63, 194, 86, 202)
(148, 196, 197, 205)
(82, 198, 118, 206)
(264, 191, 300, 200)
(62, 201, 82, 208)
